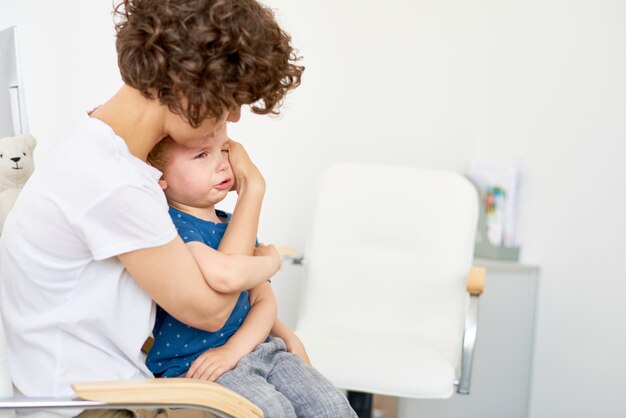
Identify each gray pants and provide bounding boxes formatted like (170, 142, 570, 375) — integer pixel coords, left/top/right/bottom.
(216, 338, 357, 418)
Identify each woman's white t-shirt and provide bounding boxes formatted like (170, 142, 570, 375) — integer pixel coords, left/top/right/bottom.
(0, 116, 177, 403)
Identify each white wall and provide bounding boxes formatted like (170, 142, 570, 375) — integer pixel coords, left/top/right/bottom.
(1, 1, 625, 417)
(0, 0, 121, 160)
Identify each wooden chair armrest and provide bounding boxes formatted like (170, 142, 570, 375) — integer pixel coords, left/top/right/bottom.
(467, 266, 486, 296)
(275, 245, 298, 258)
(72, 378, 263, 418)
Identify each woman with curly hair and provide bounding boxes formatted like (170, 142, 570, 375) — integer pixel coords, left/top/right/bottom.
(0, 1, 349, 417)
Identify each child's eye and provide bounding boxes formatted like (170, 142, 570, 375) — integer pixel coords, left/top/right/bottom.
(194, 152, 208, 159)
(221, 149, 229, 154)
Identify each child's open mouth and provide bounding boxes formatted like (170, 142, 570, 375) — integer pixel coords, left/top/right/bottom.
(214, 178, 232, 190)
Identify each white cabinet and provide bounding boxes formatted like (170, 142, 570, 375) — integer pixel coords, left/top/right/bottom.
(272, 259, 539, 418)
(272, 262, 305, 330)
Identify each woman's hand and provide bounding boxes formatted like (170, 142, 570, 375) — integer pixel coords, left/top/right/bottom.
(186, 344, 245, 381)
(228, 140, 265, 196)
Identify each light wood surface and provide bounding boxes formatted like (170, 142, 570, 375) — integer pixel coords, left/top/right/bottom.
(467, 266, 486, 296)
(141, 336, 154, 354)
(72, 378, 263, 418)
(275, 245, 298, 258)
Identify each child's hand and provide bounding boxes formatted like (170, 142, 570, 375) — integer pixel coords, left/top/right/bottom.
(281, 332, 312, 366)
(253, 243, 280, 258)
(254, 243, 282, 272)
(228, 140, 265, 195)
(186, 344, 244, 381)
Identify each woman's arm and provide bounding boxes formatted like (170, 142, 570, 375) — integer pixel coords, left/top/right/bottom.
(185, 281, 277, 381)
(118, 235, 277, 333)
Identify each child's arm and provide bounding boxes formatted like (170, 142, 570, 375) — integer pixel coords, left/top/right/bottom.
(270, 319, 312, 366)
(186, 242, 279, 293)
(186, 281, 277, 381)
(218, 140, 264, 256)
(186, 139, 277, 293)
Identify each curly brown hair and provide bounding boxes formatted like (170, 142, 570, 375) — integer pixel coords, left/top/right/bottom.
(114, 0, 304, 127)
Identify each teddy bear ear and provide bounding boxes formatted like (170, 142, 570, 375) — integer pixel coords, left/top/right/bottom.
(17, 134, 37, 151)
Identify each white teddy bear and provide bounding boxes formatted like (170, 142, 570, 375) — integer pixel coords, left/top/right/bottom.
(0, 134, 36, 233)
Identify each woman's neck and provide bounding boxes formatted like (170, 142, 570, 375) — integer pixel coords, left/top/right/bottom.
(90, 85, 166, 161)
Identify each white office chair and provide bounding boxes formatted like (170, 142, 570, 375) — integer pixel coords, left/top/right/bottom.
(0, 318, 262, 418)
(294, 162, 485, 416)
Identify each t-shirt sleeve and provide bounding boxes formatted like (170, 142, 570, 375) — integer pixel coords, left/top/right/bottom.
(74, 185, 177, 260)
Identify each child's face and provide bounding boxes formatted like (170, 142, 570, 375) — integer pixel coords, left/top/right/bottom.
(159, 123, 233, 209)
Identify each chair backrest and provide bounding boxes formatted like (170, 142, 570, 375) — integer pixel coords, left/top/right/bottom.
(295, 162, 478, 397)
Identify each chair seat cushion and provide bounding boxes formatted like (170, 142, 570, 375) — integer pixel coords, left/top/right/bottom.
(297, 327, 458, 399)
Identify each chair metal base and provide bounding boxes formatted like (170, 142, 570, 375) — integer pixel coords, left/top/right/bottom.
(347, 391, 372, 418)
